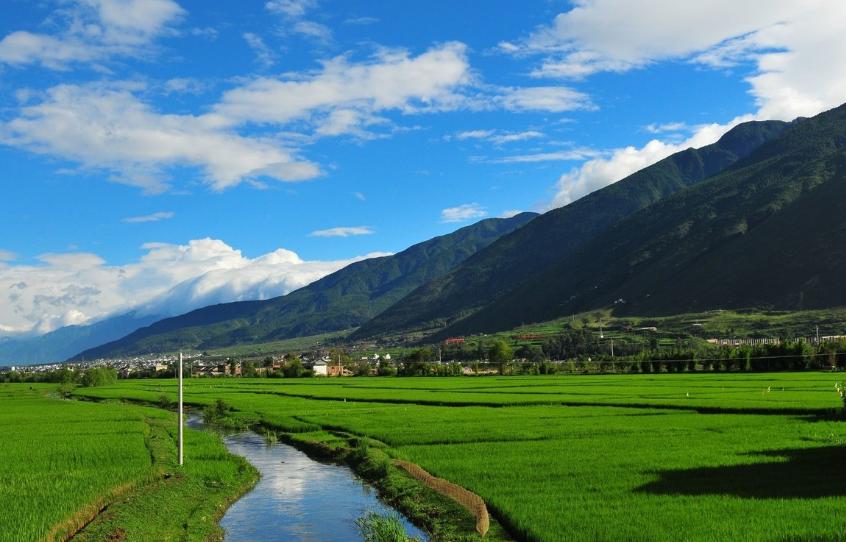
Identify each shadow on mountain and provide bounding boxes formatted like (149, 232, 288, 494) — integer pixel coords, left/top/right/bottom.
(637, 446, 846, 499)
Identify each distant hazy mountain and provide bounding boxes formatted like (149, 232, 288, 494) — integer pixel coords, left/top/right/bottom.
(0, 312, 162, 365)
(442, 103, 846, 333)
(72, 213, 537, 359)
(353, 119, 791, 339)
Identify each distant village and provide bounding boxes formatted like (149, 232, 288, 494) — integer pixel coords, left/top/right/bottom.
(0, 350, 410, 378)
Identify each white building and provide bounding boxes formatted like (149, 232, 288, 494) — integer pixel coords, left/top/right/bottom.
(312, 360, 328, 376)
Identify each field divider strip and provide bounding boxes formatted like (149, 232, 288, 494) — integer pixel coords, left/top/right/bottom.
(229, 388, 838, 417)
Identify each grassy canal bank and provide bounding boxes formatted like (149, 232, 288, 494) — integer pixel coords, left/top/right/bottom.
(0, 385, 257, 542)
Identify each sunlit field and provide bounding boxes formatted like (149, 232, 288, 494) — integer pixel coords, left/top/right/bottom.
(74, 373, 846, 542)
(0, 385, 255, 542)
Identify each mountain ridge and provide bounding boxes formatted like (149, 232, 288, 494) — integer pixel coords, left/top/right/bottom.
(71, 212, 537, 359)
(441, 103, 846, 335)
(353, 118, 792, 339)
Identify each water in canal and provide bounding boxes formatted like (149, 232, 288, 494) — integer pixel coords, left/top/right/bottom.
(192, 419, 428, 541)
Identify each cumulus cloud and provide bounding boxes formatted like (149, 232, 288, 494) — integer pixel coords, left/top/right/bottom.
(214, 42, 472, 129)
(122, 211, 175, 223)
(0, 83, 320, 192)
(0, 0, 184, 68)
(0, 250, 16, 262)
(0, 238, 388, 335)
(1, 28, 602, 193)
(509, 0, 846, 120)
(547, 117, 753, 209)
(309, 226, 374, 238)
(441, 203, 487, 223)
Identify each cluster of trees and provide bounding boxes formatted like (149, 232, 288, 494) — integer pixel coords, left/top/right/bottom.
(0, 366, 118, 386)
(3, 335, 842, 384)
(239, 355, 313, 378)
(399, 334, 846, 376)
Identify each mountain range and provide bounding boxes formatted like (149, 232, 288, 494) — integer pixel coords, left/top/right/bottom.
(71, 212, 536, 359)
(448, 103, 846, 333)
(19, 103, 846, 362)
(352, 118, 792, 339)
(0, 312, 161, 365)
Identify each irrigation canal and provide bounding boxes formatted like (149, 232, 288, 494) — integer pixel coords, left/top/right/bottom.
(187, 417, 427, 541)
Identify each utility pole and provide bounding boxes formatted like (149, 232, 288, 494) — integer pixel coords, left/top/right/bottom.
(178, 352, 184, 466)
(610, 337, 614, 358)
(816, 325, 820, 344)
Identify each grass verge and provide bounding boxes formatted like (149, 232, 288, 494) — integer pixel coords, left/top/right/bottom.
(71, 409, 258, 542)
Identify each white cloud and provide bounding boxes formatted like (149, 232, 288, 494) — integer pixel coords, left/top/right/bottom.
(0, 238, 388, 334)
(243, 32, 275, 67)
(491, 148, 600, 164)
(454, 129, 494, 140)
(0, 250, 18, 262)
(266, 0, 332, 43)
(3, 41, 576, 192)
(214, 42, 472, 130)
(309, 226, 375, 238)
(441, 203, 487, 223)
(0, 83, 320, 192)
(344, 17, 379, 25)
(293, 21, 332, 43)
(547, 117, 753, 209)
(0, 0, 184, 69)
(266, 0, 316, 18)
(514, 0, 801, 77)
(497, 86, 594, 112)
(162, 77, 208, 95)
(643, 122, 689, 134)
(122, 211, 175, 223)
(490, 131, 545, 144)
(511, 1, 846, 121)
(452, 129, 544, 145)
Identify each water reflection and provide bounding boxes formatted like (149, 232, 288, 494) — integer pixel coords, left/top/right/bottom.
(192, 419, 427, 541)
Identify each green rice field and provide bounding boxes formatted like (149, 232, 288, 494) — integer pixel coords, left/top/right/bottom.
(67, 373, 846, 542)
(0, 385, 255, 542)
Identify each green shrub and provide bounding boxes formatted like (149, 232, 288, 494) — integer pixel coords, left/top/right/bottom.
(203, 398, 232, 423)
(355, 511, 414, 542)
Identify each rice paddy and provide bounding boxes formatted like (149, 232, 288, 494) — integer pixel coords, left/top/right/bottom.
(70, 373, 846, 541)
(5, 372, 846, 541)
(0, 384, 255, 542)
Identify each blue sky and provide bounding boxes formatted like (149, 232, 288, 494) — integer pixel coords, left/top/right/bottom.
(0, 0, 843, 335)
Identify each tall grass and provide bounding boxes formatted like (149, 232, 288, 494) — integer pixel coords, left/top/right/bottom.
(356, 511, 416, 542)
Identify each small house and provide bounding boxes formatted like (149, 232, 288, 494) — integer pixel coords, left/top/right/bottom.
(312, 360, 328, 376)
